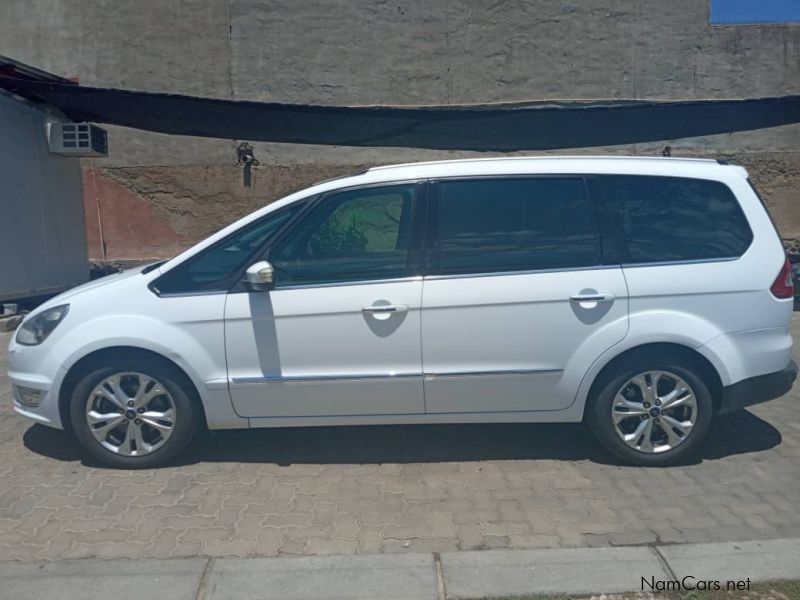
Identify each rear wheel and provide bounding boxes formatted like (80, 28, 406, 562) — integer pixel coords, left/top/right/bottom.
(587, 357, 713, 466)
(69, 358, 198, 468)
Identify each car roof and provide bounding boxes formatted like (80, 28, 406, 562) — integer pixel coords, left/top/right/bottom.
(368, 155, 719, 172)
(331, 155, 742, 189)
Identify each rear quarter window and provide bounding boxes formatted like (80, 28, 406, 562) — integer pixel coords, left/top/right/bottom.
(599, 175, 753, 263)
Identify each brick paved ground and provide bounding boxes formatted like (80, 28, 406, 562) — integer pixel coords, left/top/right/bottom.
(1, 318, 799, 562)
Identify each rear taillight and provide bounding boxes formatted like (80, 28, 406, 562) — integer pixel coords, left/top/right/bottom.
(771, 256, 794, 299)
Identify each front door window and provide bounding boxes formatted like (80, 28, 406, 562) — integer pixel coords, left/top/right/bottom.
(269, 184, 417, 286)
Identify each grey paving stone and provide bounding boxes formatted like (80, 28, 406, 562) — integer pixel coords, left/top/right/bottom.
(0, 558, 206, 600)
(2, 316, 800, 561)
(440, 546, 670, 598)
(658, 538, 800, 584)
(205, 553, 437, 600)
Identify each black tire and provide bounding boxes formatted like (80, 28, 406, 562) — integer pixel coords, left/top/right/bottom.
(69, 356, 199, 469)
(586, 355, 714, 466)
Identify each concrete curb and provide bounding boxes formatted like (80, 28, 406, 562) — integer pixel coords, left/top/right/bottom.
(441, 538, 800, 599)
(1, 538, 799, 600)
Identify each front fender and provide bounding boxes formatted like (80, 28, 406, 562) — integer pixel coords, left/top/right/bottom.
(51, 315, 219, 397)
(45, 293, 245, 429)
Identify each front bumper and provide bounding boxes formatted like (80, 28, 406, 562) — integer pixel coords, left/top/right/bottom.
(8, 338, 66, 429)
(719, 360, 798, 415)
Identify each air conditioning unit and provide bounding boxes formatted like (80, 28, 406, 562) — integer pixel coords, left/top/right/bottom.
(48, 122, 108, 157)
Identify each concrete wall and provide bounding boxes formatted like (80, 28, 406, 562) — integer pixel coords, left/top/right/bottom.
(0, 92, 88, 300)
(1, 0, 798, 260)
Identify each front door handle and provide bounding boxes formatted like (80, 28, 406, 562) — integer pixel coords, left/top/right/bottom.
(570, 293, 615, 303)
(362, 304, 409, 314)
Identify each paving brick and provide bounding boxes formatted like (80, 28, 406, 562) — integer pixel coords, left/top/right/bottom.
(160, 515, 218, 530)
(507, 533, 561, 548)
(2, 321, 800, 561)
(117, 506, 147, 530)
(128, 515, 163, 543)
(481, 522, 531, 537)
(278, 537, 307, 555)
(255, 528, 282, 556)
(147, 527, 183, 558)
(93, 541, 149, 559)
(11, 508, 54, 533)
(182, 527, 235, 542)
(203, 538, 257, 557)
(303, 537, 359, 555)
(37, 532, 75, 559)
(0, 543, 45, 562)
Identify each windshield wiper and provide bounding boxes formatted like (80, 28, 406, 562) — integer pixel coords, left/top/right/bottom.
(141, 260, 167, 274)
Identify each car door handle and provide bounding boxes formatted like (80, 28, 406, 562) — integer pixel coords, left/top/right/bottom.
(362, 304, 409, 314)
(570, 293, 615, 303)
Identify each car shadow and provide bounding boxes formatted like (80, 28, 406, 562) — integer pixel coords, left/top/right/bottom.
(22, 408, 782, 469)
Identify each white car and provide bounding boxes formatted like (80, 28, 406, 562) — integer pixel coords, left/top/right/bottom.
(8, 156, 797, 468)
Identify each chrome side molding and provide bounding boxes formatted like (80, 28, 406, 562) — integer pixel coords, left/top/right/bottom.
(230, 367, 563, 385)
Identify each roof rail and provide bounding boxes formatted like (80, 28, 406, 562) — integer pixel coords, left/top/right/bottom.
(367, 155, 720, 172)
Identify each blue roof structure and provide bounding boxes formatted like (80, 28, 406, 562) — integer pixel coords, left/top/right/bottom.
(711, 0, 800, 24)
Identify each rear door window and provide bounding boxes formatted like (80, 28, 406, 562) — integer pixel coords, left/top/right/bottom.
(598, 175, 753, 263)
(430, 177, 600, 275)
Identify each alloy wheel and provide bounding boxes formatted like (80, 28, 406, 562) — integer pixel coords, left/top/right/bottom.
(84, 372, 176, 456)
(611, 370, 697, 454)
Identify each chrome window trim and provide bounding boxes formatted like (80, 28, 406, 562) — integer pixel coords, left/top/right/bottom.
(423, 264, 621, 281)
(422, 255, 742, 282)
(157, 256, 740, 294)
(619, 256, 741, 268)
(273, 275, 424, 291)
(230, 367, 562, 385)
(153, 290, 228, 299)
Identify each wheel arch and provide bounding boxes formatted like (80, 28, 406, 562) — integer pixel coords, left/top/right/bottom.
(584, 342, 724, 418)
(58, 346, 208, 433)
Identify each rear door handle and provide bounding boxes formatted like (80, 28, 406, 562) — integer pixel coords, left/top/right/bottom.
(570, 293, 615, 302)
(362, 304, 409, 314)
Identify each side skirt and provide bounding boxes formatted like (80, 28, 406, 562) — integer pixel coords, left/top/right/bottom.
(246, 404, 586, 429)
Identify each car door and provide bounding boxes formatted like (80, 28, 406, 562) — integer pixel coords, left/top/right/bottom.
(421, 176, 629, 414)
(224, 182, 426, 418)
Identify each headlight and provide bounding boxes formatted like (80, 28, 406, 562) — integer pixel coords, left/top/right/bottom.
(16, 304, 70, 346)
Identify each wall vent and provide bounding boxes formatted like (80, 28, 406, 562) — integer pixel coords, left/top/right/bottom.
(48, 122, 108, 157)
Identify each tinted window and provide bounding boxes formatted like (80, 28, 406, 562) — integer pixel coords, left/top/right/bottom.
(270, 185, 416, 286)
(154, 205, 301, 294)
(599, 176, 752, 263)
(432, 178, 599, 275)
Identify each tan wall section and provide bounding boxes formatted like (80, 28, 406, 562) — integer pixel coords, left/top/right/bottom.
(88, 152, 800, 262)
(84, 164, 368, 261)
(82, 167, 191, 261)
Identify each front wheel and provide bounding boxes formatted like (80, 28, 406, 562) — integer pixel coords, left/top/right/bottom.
(69, 358, 198, 468)
(587, 358, 713, 466)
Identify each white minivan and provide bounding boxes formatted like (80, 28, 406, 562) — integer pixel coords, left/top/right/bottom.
(8, 157, 796, 468)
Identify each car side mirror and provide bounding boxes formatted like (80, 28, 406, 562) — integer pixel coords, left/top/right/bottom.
(244, 261, 274, 292)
